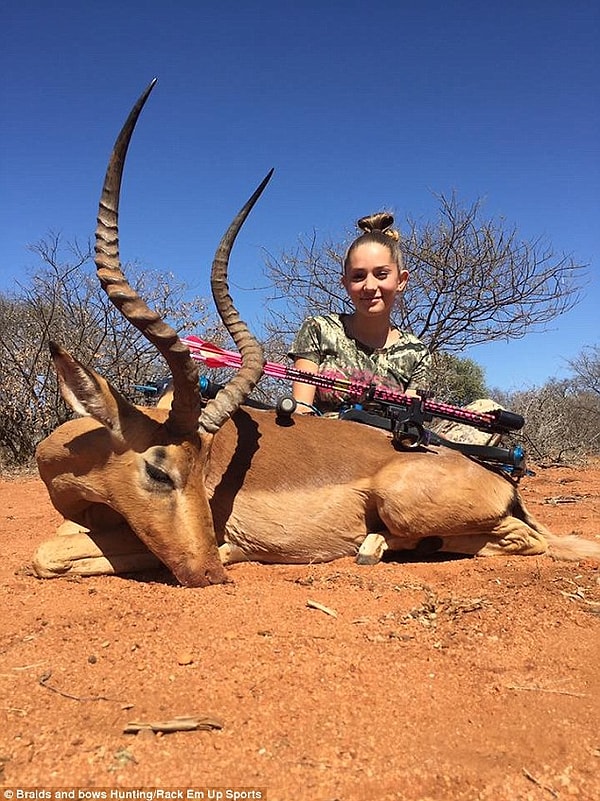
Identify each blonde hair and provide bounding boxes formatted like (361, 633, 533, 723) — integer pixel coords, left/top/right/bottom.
(343, 211, 403, 274)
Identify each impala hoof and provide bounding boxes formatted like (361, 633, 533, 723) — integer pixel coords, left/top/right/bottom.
(356, 533, 388, 565)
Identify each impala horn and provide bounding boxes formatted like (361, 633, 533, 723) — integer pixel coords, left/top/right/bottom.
(94, 79, 272, 436)
(199, 169, 273, 433)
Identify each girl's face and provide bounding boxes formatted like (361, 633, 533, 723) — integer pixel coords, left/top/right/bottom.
(342, 242, 408, 319)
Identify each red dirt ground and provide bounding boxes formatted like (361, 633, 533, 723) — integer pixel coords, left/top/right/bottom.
(1, 464, 599, 800)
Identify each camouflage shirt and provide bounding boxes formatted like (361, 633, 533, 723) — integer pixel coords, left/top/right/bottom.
(288, 313, 431, 412)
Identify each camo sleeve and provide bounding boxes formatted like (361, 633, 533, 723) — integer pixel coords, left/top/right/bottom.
(288, 316, 324, 365)
(404, 347, 432, 391)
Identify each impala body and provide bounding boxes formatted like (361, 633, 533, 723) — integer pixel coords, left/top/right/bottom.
(33, 81, 600, 587)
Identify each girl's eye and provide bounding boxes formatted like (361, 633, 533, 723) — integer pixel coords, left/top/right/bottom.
(348, 269, 391, 283)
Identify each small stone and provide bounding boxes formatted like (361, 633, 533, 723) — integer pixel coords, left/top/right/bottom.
(177, 652, 194, 666)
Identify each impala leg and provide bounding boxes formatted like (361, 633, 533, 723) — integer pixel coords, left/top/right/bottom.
(383, 518, 548, 559)
(32, 524, 161, 579)
(218, 542, 251, 566)
(478, 516, 549, 556)
(56, 519, 90, 536)
(430, 518, 548, 557)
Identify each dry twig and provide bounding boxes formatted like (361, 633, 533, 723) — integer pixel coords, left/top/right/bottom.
(506, 683, 587, 698)
(306, 599, 338, 618)
(124, 715, 224, 734)
(522, 767, 559, 798)
(38, 670, 124, 703)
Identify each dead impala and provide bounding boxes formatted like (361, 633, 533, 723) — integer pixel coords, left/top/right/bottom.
(32, 81, 600, 587)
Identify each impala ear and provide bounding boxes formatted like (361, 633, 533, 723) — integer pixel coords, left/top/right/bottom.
(49, 341, 136, 441)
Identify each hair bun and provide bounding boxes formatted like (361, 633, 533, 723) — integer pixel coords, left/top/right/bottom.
(356, 212, 399, 241)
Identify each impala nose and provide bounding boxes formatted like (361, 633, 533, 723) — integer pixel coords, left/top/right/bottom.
(173, 555, 229, 588)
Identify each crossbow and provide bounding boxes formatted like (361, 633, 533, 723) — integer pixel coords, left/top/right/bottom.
(135, 336, 528, 477)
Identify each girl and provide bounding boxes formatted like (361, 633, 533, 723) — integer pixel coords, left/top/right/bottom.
(288, 212, 430, 413)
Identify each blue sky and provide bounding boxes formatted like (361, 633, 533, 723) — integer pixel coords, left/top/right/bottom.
(1, 0, 598, 391)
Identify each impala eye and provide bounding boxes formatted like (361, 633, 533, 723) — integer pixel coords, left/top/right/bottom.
(145, 461, 174, 487)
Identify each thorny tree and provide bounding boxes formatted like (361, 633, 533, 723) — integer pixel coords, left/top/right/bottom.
(263, 193, 586, 357)
(568, 345, 600, 397)
(0, 235, 221, 468)
(497, 373, 600, 465)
